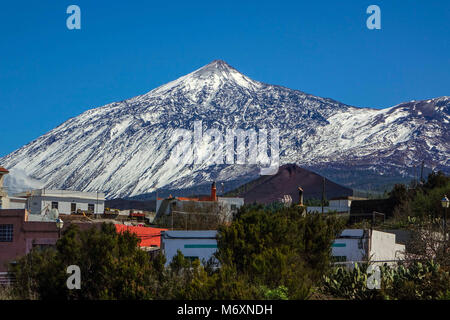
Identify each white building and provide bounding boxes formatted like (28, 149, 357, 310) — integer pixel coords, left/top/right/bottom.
(307, 196, 367, 214)
(0, 167, 9, 209)
(7, 197, 27, 209)
(217, 196, 244, 215)
(161, 230, 218, 265)
(332, 229, 405, 266)
(14, 189, 105, 215)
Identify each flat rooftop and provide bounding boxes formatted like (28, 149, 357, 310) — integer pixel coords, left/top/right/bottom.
(162, 230, 218, 239)
(14, 189, 105, 200)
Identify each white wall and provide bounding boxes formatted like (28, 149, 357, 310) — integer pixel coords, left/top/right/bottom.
(331, 229, 405, 266)
(0, 174, 8, 209)
(0, 196, 9, 209)
(369, 230, 405, 264)
(8, 198, 26, 209)
(329, 199, 351, 209)
(332, 239, 367, 262)
(27, 195, 104, 215)
(218, 197, 244, 207)
(218, 197, 244, 220)
(162, 231, 218, 265)
(332, 229, 368, 262)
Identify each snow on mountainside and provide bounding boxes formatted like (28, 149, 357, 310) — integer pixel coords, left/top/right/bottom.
(304, 97, 450, 166)
(1, 60, 449, 198)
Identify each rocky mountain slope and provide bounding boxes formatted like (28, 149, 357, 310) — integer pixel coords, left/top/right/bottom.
(1, 60, 448, 198)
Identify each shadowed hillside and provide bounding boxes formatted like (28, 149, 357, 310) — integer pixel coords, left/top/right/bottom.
(226, 164, 353, 204)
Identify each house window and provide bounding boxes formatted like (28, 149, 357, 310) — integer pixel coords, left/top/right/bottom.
(88, 204, 95, 213)
(71, 203, 76, 213)
(51, 202, 58, 209)
(231, 204, 237, 211)
(0, 224, 13, 242)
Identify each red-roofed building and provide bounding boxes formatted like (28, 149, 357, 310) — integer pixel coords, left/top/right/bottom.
(155, 182, 243, 224)
(115, 224, 167, 248)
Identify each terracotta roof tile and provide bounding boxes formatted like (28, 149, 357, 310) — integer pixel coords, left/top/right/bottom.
(115, 224, 168, 247)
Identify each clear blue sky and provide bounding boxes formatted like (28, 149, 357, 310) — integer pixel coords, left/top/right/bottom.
(0, 0, 449, 157)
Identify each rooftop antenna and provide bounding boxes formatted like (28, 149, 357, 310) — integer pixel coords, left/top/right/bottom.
(321, 177, 325, 214)
(420, 160, 425, 184)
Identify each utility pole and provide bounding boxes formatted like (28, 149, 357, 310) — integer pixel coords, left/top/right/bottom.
(441, 196, 449, 256)
(444, 203, 448, 243)
(321, 177, 325, 214)
(420, 160, 425, 185)
(444, 208, 447, 241)
(413, 165, 416, 188)
(443, 205, 447, 258)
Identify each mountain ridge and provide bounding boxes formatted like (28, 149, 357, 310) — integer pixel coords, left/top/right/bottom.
(1, 60, 448, 198)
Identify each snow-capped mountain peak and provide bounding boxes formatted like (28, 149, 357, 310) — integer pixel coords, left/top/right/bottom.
(149, 60, 261, 98)
(1, 60, 448, 197)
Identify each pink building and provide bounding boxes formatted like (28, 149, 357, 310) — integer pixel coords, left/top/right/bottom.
(0, 209, 60, 272)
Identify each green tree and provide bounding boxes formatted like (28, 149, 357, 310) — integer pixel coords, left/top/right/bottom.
(215, 205, 345, 299)
(11, 223, 156, 300)
(423, 171, 450, 190)
(10, 206, 347, 300)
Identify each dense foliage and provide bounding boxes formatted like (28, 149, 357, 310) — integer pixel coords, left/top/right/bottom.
(8, 177, 450, 300)
(216, 205, 344, 298)
(11, 223, 156, 299)
(10, 205, 344, 300)
(323, 261, 450, 300)
(389, 171, 450, 220)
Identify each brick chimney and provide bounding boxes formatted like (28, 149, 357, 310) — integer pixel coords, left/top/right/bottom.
(211, 181, 217, 201)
